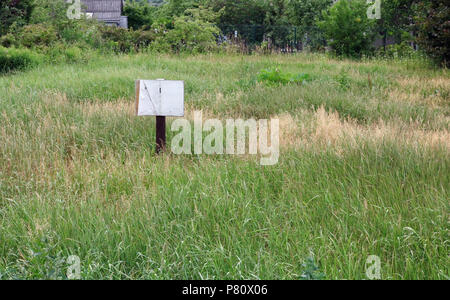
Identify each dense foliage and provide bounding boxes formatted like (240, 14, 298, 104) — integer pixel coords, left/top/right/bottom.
(151, 9, 220, 53)
(0, 0, 448, 65)
(0, 46, 42, 73)
(0, 0, 34, 36)
(123, 1, 157, 30)
(415, 0, 450, 67)
(318, 0, 376, 57)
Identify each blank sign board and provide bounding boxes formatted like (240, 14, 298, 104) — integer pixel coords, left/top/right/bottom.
(136, 80, 184, 117)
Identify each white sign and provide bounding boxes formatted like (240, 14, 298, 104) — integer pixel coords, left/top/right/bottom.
(136, 80, 184, 117)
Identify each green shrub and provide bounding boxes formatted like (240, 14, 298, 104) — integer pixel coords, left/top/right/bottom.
(123, 0, 156, 30)
(318, 0, 376, 58)
(44, 43, 90, 64)
(58, 21, 90, 44)
(0, 47, 42, 73)
(257, 68, 311, 86)
(151, 15, 220, 53)
(63, 46, 84, 63)
(0, 34, 18, 48)
(98, 25, 134, 53)
(80, 25, 104, 50)
(336, 68, 351, 90)
(377, 42, 419, 59)
(132, 29, 157, 49)
(18, 24, 58, 48)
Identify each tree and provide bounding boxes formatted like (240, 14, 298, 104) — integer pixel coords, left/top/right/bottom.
(287, 0, 332, 49)
(262, 0, 292, 47)
(29, 0, 69, 25)
(206, 0, 266, 44)
(124, 0, 157, 30)
(207, 0, 265, 25)
(288, 0, 332, 30)
(415, 0, 450, 67)
(160, 0, 204, 17)
(151, 7, 220, 53)
(0, 0, 35, 36)
(318, 0, 376, 57)
(375, 0, 416, 49)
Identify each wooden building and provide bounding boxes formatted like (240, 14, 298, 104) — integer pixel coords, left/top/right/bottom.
(81, 0, 128, 28)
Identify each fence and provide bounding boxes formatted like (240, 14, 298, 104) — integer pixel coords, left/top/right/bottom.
(217, 24, 326, 53)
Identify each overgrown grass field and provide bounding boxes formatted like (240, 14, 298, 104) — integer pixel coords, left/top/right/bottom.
(0, 53, 448, 279)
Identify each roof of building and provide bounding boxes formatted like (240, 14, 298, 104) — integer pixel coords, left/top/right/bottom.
(81, 0, 124, 22)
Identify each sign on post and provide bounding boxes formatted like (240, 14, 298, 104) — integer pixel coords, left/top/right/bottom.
(136, 79, 185, 153)
(136, 79, 184, 117)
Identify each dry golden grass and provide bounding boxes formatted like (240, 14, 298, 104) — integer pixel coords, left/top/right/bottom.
(27, 218, 50, 239)
(275, 112, 301, 148)
(3, 92, 447, 175)
(80, 100, 134, 116)
(397, 76, 450, 90)
(278, 107, 450, 153)
(390, 76, 450, 106)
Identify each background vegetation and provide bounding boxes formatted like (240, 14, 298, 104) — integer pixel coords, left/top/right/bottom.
(0, 0, 449, 67)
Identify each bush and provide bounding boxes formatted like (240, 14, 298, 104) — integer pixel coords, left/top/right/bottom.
(415, 0, 450, 68)
(0, 47, 42, 73)
(123, 0, 156, 30)
(44, 43, 91, 64)
(98, 25, 135, 53)
(0, 33, 18, 48)
(63, 46, 84, 63)
(318, 0, 376, 58)
(17, 24, 58, 48)
(377, 42, 418, 59)
(151, 15, 220, 53)
(132, 30, 157, 49)
(58, 20, 95, 44)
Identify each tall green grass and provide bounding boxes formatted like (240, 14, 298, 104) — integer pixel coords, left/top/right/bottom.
(0, 53, 448, 279)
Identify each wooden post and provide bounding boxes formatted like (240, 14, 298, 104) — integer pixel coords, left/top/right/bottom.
(156, 116, 166, 153)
